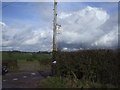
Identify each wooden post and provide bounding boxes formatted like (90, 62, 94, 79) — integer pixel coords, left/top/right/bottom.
(52, 0, 57, 76)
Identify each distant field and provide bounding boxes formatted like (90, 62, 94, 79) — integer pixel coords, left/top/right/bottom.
(2, 52, 52, 71)
(2, 52, 52, 61)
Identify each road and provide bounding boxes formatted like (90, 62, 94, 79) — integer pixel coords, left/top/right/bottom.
(2, 70, 52, 88)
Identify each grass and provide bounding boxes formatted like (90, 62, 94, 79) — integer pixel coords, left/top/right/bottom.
(38, 76, 118, 88)
(39, 76, 68, 88)
(2, 52, 52, 61)
(2, 52, 52, 72)
(17, 60, 51, 72)
(4, 59, 51, 72)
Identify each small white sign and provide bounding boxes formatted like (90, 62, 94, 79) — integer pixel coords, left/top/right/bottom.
(52, 61, 57, 64)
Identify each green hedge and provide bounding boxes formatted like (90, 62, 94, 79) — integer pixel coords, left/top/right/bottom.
(55, 49, 120, 86)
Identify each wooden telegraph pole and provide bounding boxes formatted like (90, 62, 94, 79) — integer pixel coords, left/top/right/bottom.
(53, 0, 57, 52)
(52, 0, 57, 76)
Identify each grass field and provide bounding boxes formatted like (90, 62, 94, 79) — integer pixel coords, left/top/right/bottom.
(2, 52, 52, 71)
(2, 52, 52, 61)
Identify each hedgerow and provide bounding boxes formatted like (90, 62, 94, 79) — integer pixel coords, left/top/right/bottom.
(55, 49, 119, 86)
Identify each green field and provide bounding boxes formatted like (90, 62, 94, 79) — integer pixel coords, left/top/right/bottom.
(2, 52, 52, 71)
(2, 52, 52, 61)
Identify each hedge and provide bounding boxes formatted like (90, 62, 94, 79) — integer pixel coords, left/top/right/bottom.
(54, 49, 120, 86)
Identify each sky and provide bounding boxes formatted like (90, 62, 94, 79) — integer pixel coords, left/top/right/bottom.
(1, 2, 118, 52)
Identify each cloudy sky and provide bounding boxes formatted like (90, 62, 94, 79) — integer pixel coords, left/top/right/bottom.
(1, 2, 118, 52)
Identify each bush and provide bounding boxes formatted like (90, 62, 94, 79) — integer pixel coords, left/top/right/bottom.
(54, 49, 119, 86)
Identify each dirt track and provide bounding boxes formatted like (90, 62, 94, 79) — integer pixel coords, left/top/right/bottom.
(2, 70, 51, 88)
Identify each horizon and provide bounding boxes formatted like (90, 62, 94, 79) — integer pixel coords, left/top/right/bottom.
(1, 48, 119, 53)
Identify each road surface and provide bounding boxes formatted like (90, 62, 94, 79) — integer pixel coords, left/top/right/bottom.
(2, 70, 52, 88)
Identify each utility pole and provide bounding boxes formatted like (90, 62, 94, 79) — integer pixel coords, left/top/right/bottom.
(53, 0, 57, 53)
(52, 0, 57, 76)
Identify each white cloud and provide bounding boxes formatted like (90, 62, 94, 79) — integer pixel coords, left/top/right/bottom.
(2, 6, 118, 52)
(23, 36, 39, 45)
(58, 6, 117, 50)
(0, 22, 7, 48)
(93, 27, 118, 48)
(63, 47, 68, 50)
(59, 13, 72, 19)
(0, 22, 6, 27)
(2, 23, 53, 51)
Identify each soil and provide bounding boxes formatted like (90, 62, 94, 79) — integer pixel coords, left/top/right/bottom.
(2, 70, 52, 88)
